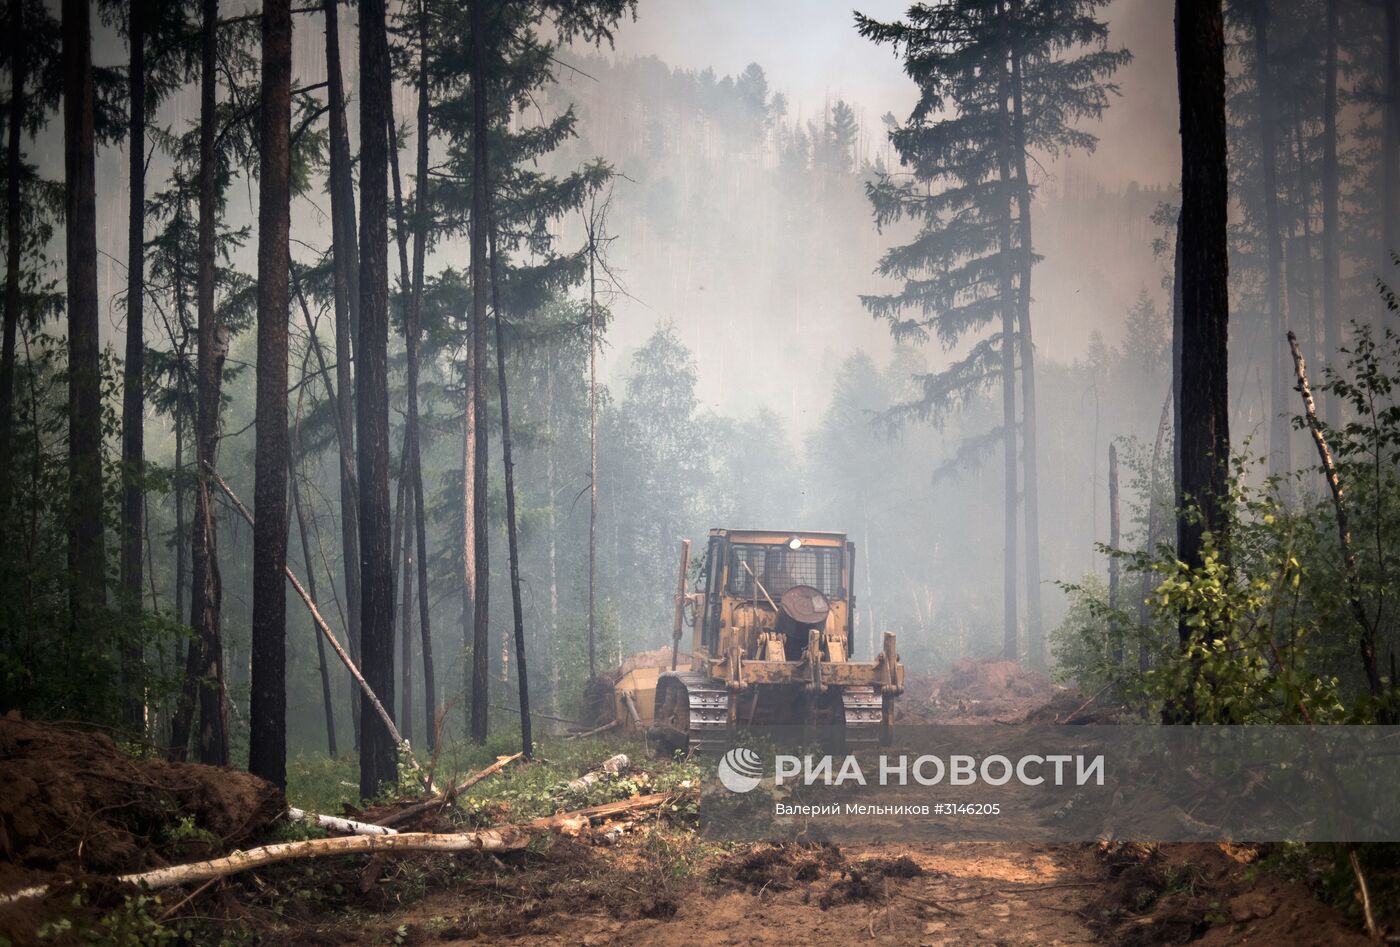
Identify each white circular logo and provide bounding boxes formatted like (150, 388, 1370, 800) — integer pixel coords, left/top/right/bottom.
(717, 747, 764, 793)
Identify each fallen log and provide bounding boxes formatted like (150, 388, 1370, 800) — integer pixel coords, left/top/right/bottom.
(527, 791, 674, 829)
(287, 807, 398, 836)
(0, 793, 684, 904)
(566, 753, 628, 792)
(0, 829, 528, 903)
(375, 752, 524, 829)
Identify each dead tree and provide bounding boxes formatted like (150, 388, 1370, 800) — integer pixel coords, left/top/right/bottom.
(1287, 331, 1382, 696)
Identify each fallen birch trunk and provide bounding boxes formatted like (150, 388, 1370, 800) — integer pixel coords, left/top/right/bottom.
(0, 793, 684, 905)
(0, 829, 528, 903)
(375, 752, 524, 829)
(287, 808, 398, 836)
(567, 753, 628, 792)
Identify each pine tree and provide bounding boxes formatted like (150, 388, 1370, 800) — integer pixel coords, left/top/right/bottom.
(248, 0, 293, 791)
(426, 0, 633, 746)
(858, 0, 1126, 663)
(358, 0, 398, 798)
(858, 1, 1027, 660)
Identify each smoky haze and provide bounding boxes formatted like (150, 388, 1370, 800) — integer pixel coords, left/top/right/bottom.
(29, 0, 1390, 751)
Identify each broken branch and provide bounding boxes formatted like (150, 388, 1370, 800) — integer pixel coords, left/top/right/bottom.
(287, 808, 398, 836)
(375, 753, 524, 829)
(205, 464, 433, 784)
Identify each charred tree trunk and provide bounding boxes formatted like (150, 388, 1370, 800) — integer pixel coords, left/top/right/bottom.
(488, 217, 532, 758)
(1009, 26, 1043, 668)
(249, 0, 293, 791)
(358, 0, 398, 798)
(1320, 0, 1341, 429)
(1253, 1, 1291, 484)
(1171, 0, 1231, 721)
(467, 0, 491, 745)
(0, 0, 22, 514)
(120, 0, 148, 731)
(62, 0, 106, 644)
(323, 0, 362, 750)
(996, 1, 1019, 662)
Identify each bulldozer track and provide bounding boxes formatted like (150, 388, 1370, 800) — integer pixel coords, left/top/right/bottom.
(659, 671, 731, 754)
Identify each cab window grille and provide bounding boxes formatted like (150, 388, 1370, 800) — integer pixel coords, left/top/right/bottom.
(729, 544, 843, 600)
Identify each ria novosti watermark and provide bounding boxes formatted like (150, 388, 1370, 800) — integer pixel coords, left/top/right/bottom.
(699, 725, 1400, 843)
(719, 747, 1104, 792)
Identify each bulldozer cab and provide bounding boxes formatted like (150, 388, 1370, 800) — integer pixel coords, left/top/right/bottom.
(697, 529, 856, 662)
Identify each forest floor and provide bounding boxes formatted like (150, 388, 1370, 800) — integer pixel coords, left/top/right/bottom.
(0, 662, 1379, 945)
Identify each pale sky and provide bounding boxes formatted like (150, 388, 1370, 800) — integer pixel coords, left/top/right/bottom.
(603, 0, 1180, 191)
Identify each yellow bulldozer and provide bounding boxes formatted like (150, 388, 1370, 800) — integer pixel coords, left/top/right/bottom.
(612, 528, 904, 753)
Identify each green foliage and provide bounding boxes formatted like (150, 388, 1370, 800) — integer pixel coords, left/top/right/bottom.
(37, 892, 175, 946)
(1054, 304, 1400, 724)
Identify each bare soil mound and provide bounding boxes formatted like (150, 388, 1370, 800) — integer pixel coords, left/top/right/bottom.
(0, 715, 285, 879)
(1086, 842, 1370, 946)
(906, 658, 1060, 723)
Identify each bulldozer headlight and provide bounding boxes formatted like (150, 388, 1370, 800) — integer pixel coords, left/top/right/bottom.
(787, 536, 803, 550)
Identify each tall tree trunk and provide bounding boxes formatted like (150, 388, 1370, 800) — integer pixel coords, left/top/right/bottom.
(587, 209, 598, 682)
(467, 0, 491, 745)
(410, 7, 435, 745)
(0, 0, 25, 515)
(322, 0, 362, 750)
(996, 1, 1019, 661)
(1172, 0, 1231, 720)
(120, 0, 148, 731)
(62, 0, 106, 650)
(1009, 25, 1043, 668)
(385, 33, 435, 745)
(290, 426, 337, 757)
(398, 483, 414, 746)
(179, 0, 228, 765)
(1320, 0, 1341, 429)
(357, 0, 398, 798)
(1253, 1, 1290, 484)
(488, 215, 531, 758)
(1288, 104, 1318, 373)
(173, 409, 186, 625)
(1384, 0, 1400, 284)
(249, 0, 293, 791)
(1108, 443, 1121, 666)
